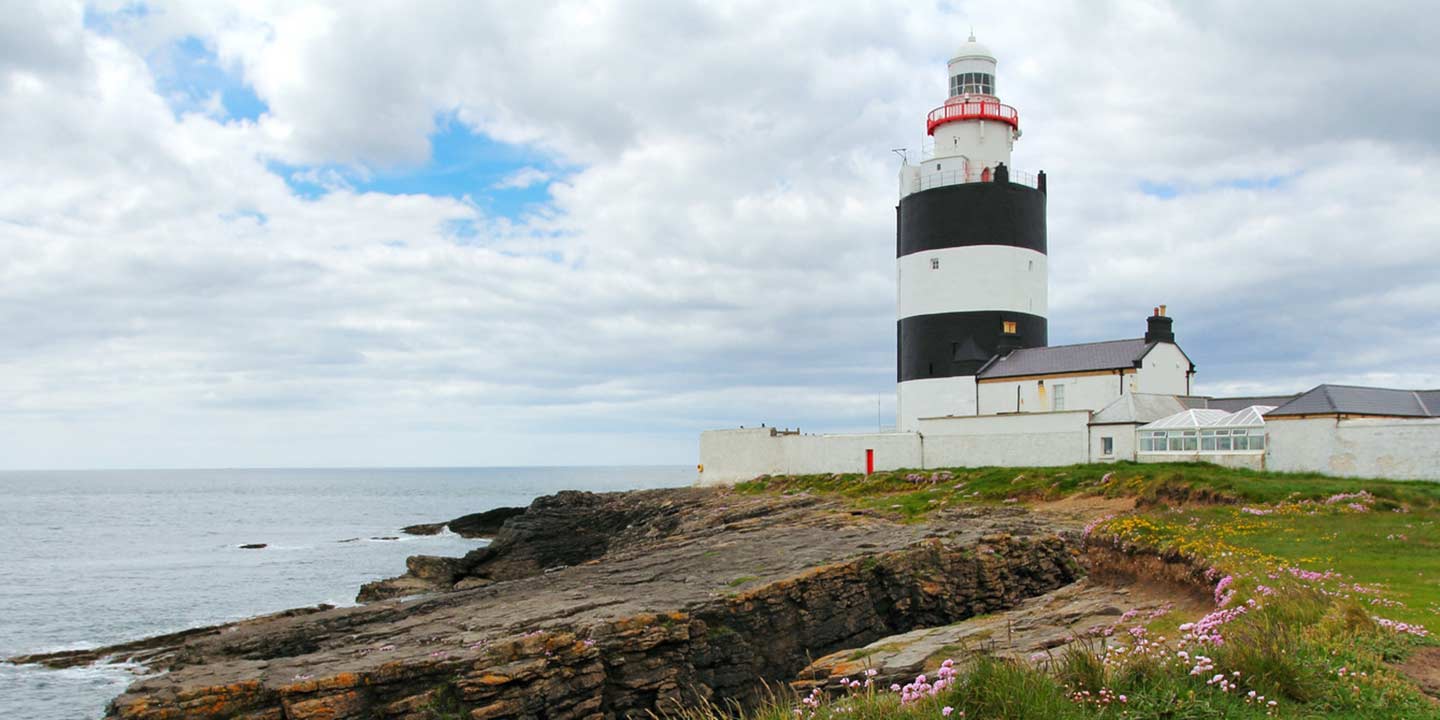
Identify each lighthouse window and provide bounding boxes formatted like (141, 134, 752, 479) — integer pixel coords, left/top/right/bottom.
(930, 258, 940, 270)
(950, 72, 995, 97)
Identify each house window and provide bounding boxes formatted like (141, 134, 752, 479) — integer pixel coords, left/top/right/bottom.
(1053, 384, 1066, 410)
(1002, 320, 1018, 334)
(1101, 436, 1114, 456)
(931, 258, 940, 270)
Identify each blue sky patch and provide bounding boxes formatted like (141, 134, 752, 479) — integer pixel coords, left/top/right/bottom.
(270, 114, 571, 222)
(1139, 173, 1295, 199)
(443, 218, 481, 242)
(351, 114, 566, 218)
(1217, 175, 1292, 191)
(87, 15, 272, 123)
(82, 2, 150, 34)
(152, 36, 269, 121)
(220, 209, 269, 227)
(268, 162, 335, 200)
(1138, 180, 1178, 199)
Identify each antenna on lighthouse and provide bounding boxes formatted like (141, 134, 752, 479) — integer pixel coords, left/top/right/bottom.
(891, 148, 908, 164)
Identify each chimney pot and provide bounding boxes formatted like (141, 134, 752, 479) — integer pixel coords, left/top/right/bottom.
(1145, 311, 1176, 344)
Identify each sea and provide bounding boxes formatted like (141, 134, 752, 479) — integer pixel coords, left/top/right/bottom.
(0, 466, 693, 720)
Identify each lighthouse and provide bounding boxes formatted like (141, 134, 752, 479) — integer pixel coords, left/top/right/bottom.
(896, 34, 1048, 432)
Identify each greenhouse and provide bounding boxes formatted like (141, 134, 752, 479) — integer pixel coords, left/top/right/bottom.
(1138, 405, 1274, 455)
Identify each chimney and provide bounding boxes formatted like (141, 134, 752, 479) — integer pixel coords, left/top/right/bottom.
(1145, 305, 1175, 344)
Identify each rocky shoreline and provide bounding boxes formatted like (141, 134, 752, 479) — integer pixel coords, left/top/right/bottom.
(8, 485, 1148, 720)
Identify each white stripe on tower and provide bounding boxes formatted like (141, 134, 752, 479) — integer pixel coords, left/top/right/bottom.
(898, 246, 1047, 319)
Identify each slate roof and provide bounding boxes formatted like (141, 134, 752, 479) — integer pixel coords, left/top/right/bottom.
(1199, 395, 1299, 413)
(977, 338, 1184, 380)
(1266, 384, 1440, 418)
(1213, 406, 1277, 427)
(1091, 393, 1189, 425)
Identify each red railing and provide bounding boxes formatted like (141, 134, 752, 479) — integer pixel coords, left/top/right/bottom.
(926, 101, 1019, 135)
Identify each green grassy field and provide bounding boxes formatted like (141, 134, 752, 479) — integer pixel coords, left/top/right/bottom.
(736, 462, 1440, 513)
(711, 462, 1440, 719)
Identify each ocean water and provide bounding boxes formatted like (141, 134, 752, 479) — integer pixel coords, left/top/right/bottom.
(0, 466, 693, 720)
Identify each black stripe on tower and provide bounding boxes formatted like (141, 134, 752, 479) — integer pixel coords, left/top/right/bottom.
(898, 311, 1047, 381)
(897, 181, 1047, 258)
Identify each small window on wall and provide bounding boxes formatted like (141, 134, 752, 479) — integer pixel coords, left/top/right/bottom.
(1101, 436, 1114, 456)
(931, 258, 940, 270)
(1002, 321, 1018, 334)
(1053, 384, 1066, 410)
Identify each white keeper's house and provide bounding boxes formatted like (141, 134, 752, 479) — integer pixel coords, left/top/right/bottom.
(697, 35, 1440, 485)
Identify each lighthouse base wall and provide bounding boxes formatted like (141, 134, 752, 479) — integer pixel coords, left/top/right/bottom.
(897, 376, 978, 432)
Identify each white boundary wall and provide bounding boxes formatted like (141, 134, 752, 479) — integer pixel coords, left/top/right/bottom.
(698, 429, 922, 486)
(1266, 417, 1440, 481)
(699, 412, 1090, 485)
(699, 406, 1440, 486)
(920, 411, 1090, 467)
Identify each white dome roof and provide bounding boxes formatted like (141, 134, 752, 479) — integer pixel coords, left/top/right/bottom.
(953, 34, 995, 61)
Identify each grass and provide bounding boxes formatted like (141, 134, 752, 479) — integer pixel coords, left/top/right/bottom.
(692, 463, 1440, 719)
(736, 462, 1440, 520)
(1098, 504, 1440, 629)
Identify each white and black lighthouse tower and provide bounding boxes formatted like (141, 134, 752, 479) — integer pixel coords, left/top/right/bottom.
(896, 34, 1048, 431)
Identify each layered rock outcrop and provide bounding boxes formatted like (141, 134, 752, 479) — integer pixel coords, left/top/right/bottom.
(401, 506, 526, 538)
(17, 487, 1087, 720)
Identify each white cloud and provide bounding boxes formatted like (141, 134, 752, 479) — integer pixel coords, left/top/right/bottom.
(0, 1, 1437, 469)
(492, 167, 551, 190)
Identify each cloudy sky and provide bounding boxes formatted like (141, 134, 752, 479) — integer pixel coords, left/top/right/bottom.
(2, 1, 1437, 470)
